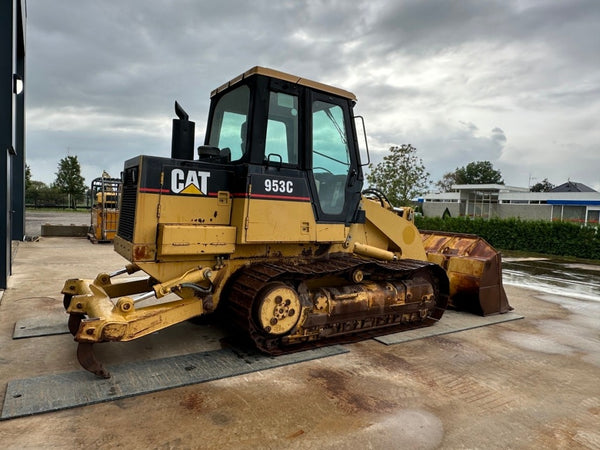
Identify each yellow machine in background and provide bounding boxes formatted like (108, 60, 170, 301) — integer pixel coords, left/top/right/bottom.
(63, 67, 510, 378)
(88, 176, 121, 243)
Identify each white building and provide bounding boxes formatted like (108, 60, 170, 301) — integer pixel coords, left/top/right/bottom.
(422, 182, 600, 224)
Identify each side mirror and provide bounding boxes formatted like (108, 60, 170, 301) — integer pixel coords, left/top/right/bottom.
(354, 116, 370, 166)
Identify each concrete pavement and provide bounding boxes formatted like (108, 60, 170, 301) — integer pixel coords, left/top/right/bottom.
(0, 235, 599, 449)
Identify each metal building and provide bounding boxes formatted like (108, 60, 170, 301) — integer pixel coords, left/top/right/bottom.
(1, 0, 26, 289)
(423, 183, 600, 224)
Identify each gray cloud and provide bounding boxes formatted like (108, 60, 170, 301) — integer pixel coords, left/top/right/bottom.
(25, 0, 600, 192)
(491, 127, 506, 145)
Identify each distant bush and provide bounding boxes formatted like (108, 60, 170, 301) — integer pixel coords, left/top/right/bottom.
(415, 216, 600, 260)
(26, 182, 68, 208)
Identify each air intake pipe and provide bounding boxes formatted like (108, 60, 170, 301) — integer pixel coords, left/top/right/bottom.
(171, 101, 195, 160)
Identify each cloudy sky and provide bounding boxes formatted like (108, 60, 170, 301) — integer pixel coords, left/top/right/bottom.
(25, 0, 600, 191)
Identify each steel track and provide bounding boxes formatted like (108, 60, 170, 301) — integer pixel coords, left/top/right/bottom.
(224, 255, 449, 354)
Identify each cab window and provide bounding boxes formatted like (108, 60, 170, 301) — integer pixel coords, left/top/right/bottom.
(265, 91, 299, 165)
(208, 85, 250, 161)
(312, 100, 351, 215)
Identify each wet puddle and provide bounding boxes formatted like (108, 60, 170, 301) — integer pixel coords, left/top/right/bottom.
(502, 256, 600, 302)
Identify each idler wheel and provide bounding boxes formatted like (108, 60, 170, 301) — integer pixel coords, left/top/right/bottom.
(254, 282, 301, 336)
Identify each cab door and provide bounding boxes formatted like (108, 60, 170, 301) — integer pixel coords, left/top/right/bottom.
(245, 89, 318, 242)
(309, 94, 362, 225)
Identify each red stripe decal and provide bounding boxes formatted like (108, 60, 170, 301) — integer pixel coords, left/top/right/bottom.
(140, 187, 170, 193)
(138, 190, 309, 202)
(250, 193, 310, 201)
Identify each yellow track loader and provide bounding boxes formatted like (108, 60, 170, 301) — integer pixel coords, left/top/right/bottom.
(63, 67, 510, 378)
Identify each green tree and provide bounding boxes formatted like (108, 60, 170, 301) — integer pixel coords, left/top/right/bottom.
(435, 171, 457, 192)
(25, 164, 32, 190)
(435, 161, 503, 192)
(54, 155, 86, 209)
(454, 161, 503, 185)
(25, 181, 66, 208)
(366, 144, 431, 206)
(25, 180, 46, 207)
(530, 178, 554, 192)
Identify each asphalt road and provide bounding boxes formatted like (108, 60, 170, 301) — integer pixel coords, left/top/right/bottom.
(24, 210, 89, 237)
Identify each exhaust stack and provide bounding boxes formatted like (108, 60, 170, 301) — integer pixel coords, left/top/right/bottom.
(171, 101, 195, 160)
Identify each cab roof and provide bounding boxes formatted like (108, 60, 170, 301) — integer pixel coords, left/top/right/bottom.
(211, 66, 357, 101)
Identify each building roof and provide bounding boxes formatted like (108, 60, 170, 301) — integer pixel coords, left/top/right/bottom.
(551, 181, 597, 193)
(424, 182, 600, 206)
(451, 184, 529, 193)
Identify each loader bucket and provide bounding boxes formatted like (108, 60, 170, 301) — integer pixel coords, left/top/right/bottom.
(420, 231, 511, 316)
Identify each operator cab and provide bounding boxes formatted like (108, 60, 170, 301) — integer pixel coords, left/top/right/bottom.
(204, 66, 364, 225)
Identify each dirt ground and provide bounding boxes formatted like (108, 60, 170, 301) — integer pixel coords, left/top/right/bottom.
(0, 235, 599, 449)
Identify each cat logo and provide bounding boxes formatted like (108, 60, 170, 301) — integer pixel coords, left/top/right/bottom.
(171, 169, 211, 195)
